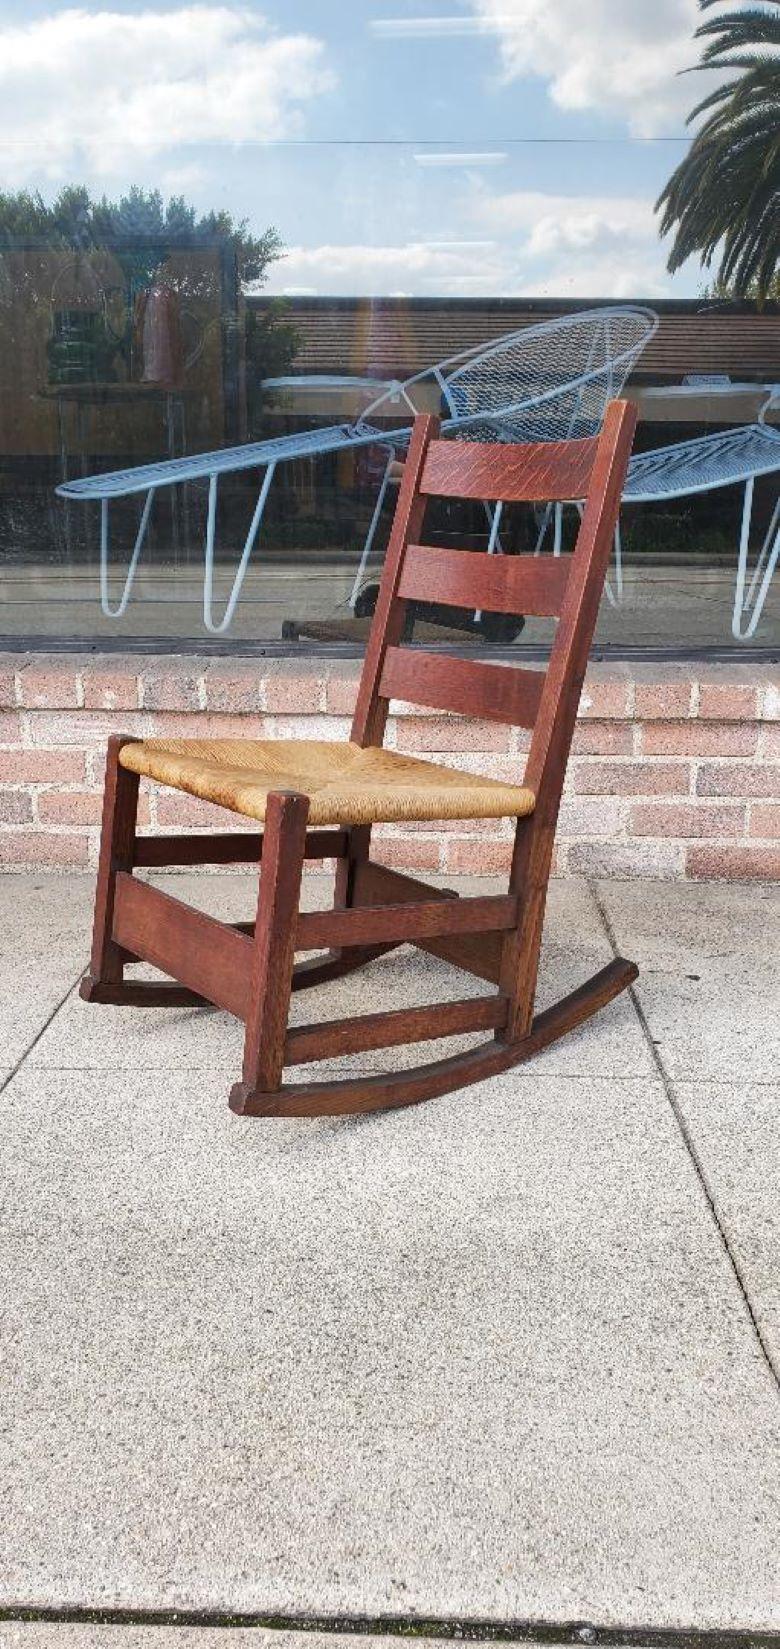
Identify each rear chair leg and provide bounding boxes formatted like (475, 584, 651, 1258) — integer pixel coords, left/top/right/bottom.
(80, 734, 139, 1000)
(229, 791, 310, 1115)
(334, 823, 371, 909)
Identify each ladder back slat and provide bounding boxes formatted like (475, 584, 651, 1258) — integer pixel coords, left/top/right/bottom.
(399, 545, 572, 619)
(379, 646, 545, 728)
(421, 436, 597, 502)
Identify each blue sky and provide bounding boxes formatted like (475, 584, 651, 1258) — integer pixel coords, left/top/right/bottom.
(0, 0, 711, 297)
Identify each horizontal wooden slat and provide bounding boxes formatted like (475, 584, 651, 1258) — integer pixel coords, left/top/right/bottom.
(399, 544, 571, 619)
(380, 646, 545, 727)
(418, 929, 504, 985)
(112, 873, 252, 1018)
(353, 862, 504, 984)
(421, 435, 597, 502)
(295, 892, 517, 952)
(285, 994, 508, 1065)
(353, 861, 457, 909)
(133, 829, 348, 867)
(81, 978, 213, 1008)
(133, 833, 263, 867)
(236, 960, 638, 1119)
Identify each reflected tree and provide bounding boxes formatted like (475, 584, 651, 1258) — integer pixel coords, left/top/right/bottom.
(0, 184, 295, 392)
(657, 0, 780, 300)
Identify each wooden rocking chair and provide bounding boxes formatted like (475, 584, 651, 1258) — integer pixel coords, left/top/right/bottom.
(81, 400, 637, 1118)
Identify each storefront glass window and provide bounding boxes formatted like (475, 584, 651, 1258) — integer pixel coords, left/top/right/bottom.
(0, 2, 777, 655)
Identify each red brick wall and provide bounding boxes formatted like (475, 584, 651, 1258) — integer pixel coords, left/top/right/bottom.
(0, 653, 778, 880)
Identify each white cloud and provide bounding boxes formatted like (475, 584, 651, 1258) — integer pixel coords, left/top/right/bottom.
(0, 7, 334, 181)
(266, 198, 676, 298)
(468, 0, 713, 136)
(521, 251, 672, 300)
(478, 187, 654, 250)
(265, 240, 505, 296)
(474, 186, 673, 295)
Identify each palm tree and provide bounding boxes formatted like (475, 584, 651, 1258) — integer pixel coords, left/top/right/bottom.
(657, 0, 780, 299)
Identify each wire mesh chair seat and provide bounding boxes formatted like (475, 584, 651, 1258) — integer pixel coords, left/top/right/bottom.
(56, 305, 657, 635)
(330, 305, 656, 621)
(623, 421, 780, 501)
(59, 423, 388, 501)
(58, 418, 410, 632)
(619, 394, 780, 641)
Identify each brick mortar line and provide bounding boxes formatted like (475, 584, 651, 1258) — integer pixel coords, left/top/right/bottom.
(2, 689, 779, 874)
(589, 879, 780, 1400)
(4, 666, 778, 716)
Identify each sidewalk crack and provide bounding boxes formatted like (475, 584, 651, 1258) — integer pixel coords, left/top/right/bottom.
(0, 969, 84, 1100)
(3, 1607, 780, 1646)
(588, 879, 780, 1399)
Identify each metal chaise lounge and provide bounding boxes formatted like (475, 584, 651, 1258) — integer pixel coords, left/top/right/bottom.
(56, 306, 656, 635)
(619, 385, 780, 640)
(81, 401, 637, 1119)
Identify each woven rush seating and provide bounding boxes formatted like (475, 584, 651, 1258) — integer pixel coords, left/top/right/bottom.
(119, 738, 535, 828)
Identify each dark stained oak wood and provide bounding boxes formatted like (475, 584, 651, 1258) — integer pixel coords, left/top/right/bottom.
(353, 861, 459, 907)
(417, 930, 504, 985)
(379, 647, 545, 728)
(229, 958, 638, 1117)
(79, 979, 214, 1009)
(111, 873, 253, 1017)
(285, 993, 508, 1066)
(82, 734, 139, 995)
(351, 414, 436, 749)
(352, 862, 503, 983)
(83, 402, 639, 1120)
(399, 544, 571, 618)
(80, 944, 401, 1009)
(332, 821, 373, 936)
(239, 790, 310, 1098)
(420, 434, 597, 502)
(292, 944, 400, 987)
(499, 398, 639, 1041)
(132, 829, 348, 867)
(295, 892, 516, 952)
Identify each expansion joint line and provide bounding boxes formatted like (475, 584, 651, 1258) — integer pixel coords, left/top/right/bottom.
(3, 1609, 780, 1647)
(0, 966, 84, 1099)
(589, 880, 780, 1399)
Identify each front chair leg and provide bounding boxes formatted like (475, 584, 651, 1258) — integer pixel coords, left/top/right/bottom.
(230, 791, 310, 1115)
(81, 734, 139, 999)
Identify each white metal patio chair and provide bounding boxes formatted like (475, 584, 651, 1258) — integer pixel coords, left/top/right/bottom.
(56, 306, 657, 635)
(618, 385, 780, 641)
(347, 305, 658, 615)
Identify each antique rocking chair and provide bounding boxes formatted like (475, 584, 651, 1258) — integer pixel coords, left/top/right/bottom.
(81, 400, 637, 1119)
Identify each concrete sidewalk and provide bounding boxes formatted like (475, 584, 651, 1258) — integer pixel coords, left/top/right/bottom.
(0, 874, 778, 1644)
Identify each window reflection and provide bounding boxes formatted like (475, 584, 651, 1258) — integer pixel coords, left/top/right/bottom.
(0, 167, 775, 653)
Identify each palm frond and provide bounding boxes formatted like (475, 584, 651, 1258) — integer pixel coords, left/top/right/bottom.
(657, 0, 780, 298)
(696, 12, 780, 60)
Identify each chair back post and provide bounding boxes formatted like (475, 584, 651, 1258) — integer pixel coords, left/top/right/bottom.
(524, 398, 637, 802)
(499, 399, 637, 1039)
(338, 414, 440, 907)
(351, 413, 440, 748)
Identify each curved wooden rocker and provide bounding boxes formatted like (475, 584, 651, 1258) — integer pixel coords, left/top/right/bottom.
(81, 401, 638, 1119)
